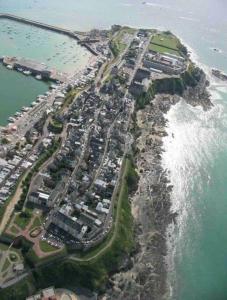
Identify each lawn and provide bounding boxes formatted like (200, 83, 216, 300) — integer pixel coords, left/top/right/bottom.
(151, 33, 179, 49)
(0, 243, 9, 251)
(10, 225, 20, 235)
(14, 210, 32, 230)
(149, 43, 180, 56)
(39, 241, 58, 253)
(29, 216, 42, 231)
(2, 258, 10, 272)
(149, 32, 181, 56)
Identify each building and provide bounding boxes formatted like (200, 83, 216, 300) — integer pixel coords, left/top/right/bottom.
(26, 286, 57, 300)
(143, 51, 186, 75)
(134, 68, 151, 82)
(47, 208, 83, 240)
(28, 191, 50, 208)
(129, 79, 149, 97)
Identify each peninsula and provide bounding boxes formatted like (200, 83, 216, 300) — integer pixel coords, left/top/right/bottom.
(0, 17, 211, 300)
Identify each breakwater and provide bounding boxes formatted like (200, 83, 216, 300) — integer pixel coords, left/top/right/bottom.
(0, 14, 98, 56)
(1, 56, 67, 82)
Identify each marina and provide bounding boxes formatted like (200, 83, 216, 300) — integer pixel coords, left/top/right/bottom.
(0, 14, 99, 56)
(1, 56, 68, 82)
(0, 64, 49, 126)
(0, 18, 92, 75)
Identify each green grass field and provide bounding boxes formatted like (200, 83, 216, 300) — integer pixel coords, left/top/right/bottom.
(149, 32, 181, 56)
(2, 258, 10, 272)
(14, 210, 32, 230)
(29, 216, 42, 231)
(39, 241, 58, 253)
(10, 225, 20, 235)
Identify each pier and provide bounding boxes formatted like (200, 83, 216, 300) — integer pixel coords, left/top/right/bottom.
(2, 56, 68, 82)
(0, 13, 99, 56)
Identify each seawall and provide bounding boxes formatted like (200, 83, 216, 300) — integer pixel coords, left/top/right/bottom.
(0, 14, 98, 56)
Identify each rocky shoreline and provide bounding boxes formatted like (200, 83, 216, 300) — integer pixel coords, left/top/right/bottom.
(102, 67, 212, 300)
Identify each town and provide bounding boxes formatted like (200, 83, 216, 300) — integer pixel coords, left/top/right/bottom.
(0, 15, 189, 296)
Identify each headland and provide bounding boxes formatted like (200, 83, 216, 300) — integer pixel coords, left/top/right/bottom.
(0, 18, 212, 300)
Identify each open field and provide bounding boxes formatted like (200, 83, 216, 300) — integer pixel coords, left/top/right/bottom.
(149, 32, 181, 56)
(14, 209, 32, 230)
(39, 241, 58, 253)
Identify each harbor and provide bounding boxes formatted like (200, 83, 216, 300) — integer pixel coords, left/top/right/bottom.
(0, 56, 68, 82)
(0, 13, 99, 56)
(0, 64, 49, 127)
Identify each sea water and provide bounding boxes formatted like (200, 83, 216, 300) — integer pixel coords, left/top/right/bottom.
(0, 64, 49, 126)
(1, 1, 227, 299)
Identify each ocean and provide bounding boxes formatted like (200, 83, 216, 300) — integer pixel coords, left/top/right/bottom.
(1, 1, 227, 299)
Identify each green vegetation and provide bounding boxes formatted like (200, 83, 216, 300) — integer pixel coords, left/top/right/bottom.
(61, 88, 80, 110)
(48, 117, 63, 134)
(39, 241, 58, 253)
(149, 43, 180, 56)
(29, 216, 42, 231)
(1, 137, 9, 144)
(153, 63, 203, 94)
(25, 247, 66, 267)
(2, 258, 10, 272)
(0, 135, 138, 298)
(10, 225, 20, 235)
(149, 32, 187, 56)
(135, 63, 204, 109)
(14, 210, 32, 230)
(0, 243, 9, 251)
(9, 253, 18, 262)
(110, 27, 135, 57)
(31, 157, 137, 292)
(0, 276, 35, 300)
(15, 138, 61, 212)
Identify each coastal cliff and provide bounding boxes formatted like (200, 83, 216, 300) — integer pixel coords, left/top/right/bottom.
(102, 64, 212, 300)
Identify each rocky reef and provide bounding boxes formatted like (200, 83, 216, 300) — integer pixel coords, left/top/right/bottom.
(101, 66, 212, 300)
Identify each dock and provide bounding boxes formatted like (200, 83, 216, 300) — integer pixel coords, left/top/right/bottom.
(2, 56, 68, 82)
(0, 13, 99, 56)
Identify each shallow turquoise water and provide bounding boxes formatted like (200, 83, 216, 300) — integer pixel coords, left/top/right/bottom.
(0, 19, 91, 74)
(1, 1, 227, 299)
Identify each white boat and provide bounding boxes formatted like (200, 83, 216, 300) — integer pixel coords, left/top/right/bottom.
(6, 65, 13, 70)
(17, 68, 23, 72)
(31, 102, 36, 107)
(23, 70, 32, 75)
(8, 117, 15, 122)
(50, 84, 58, 89)
(36, 75, 42, 80)
(21, 106, 30, 112)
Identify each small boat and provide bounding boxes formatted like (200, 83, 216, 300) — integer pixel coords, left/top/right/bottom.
(6, 65, 13, 70)
(212, 48, 221, 53)
(35, 75, 42, 80)
(23, 70, 32, 75)
(17, 68, 23, 72)
(21, 106, 30, 112)
(8, 117, 15, 122)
